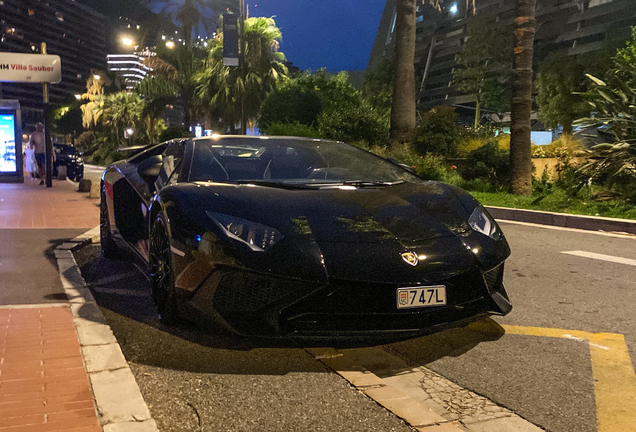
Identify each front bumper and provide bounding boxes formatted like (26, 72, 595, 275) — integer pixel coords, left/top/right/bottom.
(185, 263, 511, 344)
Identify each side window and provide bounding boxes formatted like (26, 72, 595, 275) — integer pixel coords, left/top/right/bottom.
(156, 141, 184, 189)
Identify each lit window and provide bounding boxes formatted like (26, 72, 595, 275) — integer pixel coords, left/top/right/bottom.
(28, 9, 35, 16)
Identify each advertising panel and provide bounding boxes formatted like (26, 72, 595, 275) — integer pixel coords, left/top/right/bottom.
(0, 53, 62, 84)
(0, 113, 17, 173)
(223, 14, 239, 67)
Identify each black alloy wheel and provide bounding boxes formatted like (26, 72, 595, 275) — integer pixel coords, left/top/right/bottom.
(100, 186, 119, 259)
(150, 214, 180, 325)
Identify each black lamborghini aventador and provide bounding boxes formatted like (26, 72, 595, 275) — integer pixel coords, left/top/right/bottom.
(100, 136, 512, 344)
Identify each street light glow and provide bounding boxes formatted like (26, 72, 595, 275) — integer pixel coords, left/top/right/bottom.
(165, 40, 175, 49)
(449, 3, 458, 14)
(122, 37, 133, 46)
(75, 94, 82, 100)
(93, 74, 101, 80)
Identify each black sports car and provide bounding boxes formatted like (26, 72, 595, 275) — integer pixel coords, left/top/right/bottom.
(53, 144, 84, 181)
(100, 136, 512, 345)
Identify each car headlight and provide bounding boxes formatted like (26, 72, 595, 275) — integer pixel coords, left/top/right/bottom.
(468, 206, 498, 239)
(207, 211, 283, 252)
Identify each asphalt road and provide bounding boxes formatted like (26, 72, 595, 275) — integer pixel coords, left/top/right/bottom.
(75, 221, 636, 432)
(387, 221, 636, 432)
(0, 228, 85, 304)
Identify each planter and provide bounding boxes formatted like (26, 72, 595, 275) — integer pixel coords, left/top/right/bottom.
(531, 157, 588, 179)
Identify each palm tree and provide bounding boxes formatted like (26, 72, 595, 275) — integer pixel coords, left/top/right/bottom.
(101, 92, 145, 147)
(509, 0, 537, 196)
(144, 44, 208, 132)
(134, 77, 180, 144)
(390, 0, 442, 147)
(195, 16, 288, 133)
(150, 0, 235, 47)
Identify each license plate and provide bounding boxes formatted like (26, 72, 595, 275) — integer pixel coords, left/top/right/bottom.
(396, 286, 446, 309)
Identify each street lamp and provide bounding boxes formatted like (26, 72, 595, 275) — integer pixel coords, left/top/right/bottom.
(121, 37, 134, 46)
(165, 40, 175, 49)
(93, 74, 101, 80)
(74, 94, 82, 100)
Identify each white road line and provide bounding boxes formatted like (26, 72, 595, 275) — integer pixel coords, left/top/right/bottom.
(497, 219, 636, 239)
(561, 250, 636, 267)
(563, 334, 610, 350)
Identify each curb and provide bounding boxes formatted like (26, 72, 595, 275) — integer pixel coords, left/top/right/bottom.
(306, 348, 544, 432)
(485, 205, 636, 235)
(54, 226, 159, 432)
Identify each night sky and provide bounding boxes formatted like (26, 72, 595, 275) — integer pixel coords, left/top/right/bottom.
(247, 1, 387, 72)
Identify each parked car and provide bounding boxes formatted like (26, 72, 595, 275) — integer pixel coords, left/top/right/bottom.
(53, 144, 84, 181)
(100, 136, 512, 346)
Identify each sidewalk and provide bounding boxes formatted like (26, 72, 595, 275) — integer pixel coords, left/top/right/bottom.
(0, 180, 104, 431)
(0, 179, 98, 229)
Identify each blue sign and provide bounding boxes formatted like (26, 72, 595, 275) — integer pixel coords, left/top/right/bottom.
(0, 114, 16, 173)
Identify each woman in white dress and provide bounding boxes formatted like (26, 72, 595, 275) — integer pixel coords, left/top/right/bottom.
(24, 143, 37, 180)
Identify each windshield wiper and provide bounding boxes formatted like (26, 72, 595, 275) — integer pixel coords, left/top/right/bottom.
(341, 180, 406, 187)
(232, 180, 315, 190)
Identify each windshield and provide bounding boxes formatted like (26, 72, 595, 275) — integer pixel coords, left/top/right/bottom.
(189, 138, 420, 185)
(54, 145, 77, 156)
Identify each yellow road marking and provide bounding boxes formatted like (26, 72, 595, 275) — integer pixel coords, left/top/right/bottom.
(500, 324, 636, 432)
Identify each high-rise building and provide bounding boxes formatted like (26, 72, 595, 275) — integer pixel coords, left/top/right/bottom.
(0, 0, 108, 129)
(369, 0, 636, 115)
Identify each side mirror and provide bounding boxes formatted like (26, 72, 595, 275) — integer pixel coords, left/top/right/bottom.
(138, 155, 163, 184)
(386, 157, 417, 174)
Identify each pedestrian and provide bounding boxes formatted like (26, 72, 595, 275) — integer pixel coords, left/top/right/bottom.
(29, 122, 46, 185)
(23, 141, 37, 180)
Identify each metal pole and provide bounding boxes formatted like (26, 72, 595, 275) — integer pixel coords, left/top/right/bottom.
(239, 0, 247, 135)
(41, 42, 53, 188)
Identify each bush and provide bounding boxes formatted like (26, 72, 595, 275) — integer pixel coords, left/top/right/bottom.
(317, 102, 389, 147)
(532, 166, 554, 196)
(459, 141, 511, 191)
(455, 126, 508, 157)
(258, 87, 323, 130)
(531, 134, 585, 158)
(413, 106, 458, 156)
(159, 126, 189, 142)
(263, 122, 321, 138)
(368, 144, 449, 181)
(75, 131, 96, 155)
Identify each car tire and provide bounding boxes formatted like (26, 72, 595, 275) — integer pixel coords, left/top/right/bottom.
(150, 213, 180, 326)
(100, 186, 120, 259)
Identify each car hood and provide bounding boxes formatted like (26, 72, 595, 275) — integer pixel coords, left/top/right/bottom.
(192, 180, 472, 245)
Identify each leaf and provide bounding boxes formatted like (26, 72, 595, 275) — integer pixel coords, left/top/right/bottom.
(591, 144, 614, 150)
(597, 90, 615, 103)
(586, 74, 606, 86)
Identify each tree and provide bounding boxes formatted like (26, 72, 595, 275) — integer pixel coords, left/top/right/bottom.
(509, 0, 537, 196)
(144, 43, 208, 132)
(258, 70, 389, 146)
(80, 75, 105, 130)
(150, 0, 235, 47)
(196, 16, 288, 133)
(134, 77, 180, 144)
(390, 0, 442, 147)
(258, 86, 323, 131)
(389, 0, 418, 146)
(535, 55, 588, 134)
(452, 20, 514, 127)
(361, 56, 396, 113)
(101, 92, 144, 147)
